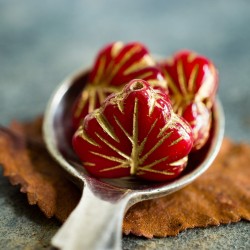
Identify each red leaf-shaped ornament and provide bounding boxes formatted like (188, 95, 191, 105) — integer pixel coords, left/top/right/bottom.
(73, 79, 193, 182)
(72, 42, 167, 130)
(159, 50, 218, 150)
(182, 102, 212, 150)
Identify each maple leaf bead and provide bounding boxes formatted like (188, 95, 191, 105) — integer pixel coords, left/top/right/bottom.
(182, 101, 212, 151)
(72, 41, 167, 130)
(72, 79, 193, 182)
(159, 50, 218, 114)
(159, 50, 218, 151)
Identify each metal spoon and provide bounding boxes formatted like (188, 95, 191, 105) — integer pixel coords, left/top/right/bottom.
(43, 69, 224, 250)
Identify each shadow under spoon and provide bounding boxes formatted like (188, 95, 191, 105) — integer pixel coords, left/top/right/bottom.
(43, 69, 225, 250)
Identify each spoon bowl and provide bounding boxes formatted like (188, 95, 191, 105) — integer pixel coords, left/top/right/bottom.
(43, 69, 224, 250)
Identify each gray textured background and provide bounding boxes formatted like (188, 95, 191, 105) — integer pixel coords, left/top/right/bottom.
(0, 1, 250, 249)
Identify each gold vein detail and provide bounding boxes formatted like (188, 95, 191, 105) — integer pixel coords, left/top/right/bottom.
(163, 59, 203, 115)
(188, 64, 199, 92)
(94, 111, 120, 142)
(74, 84, 121, 117)
(130, 98, 139, 175)
(105, 45, 144, 83)
(83, 162, 96, 167)
(80, 94, 186, 177)
(177, 59, 188, 95)
(169, 156, 187, 166)
(76, 125, 100, 147)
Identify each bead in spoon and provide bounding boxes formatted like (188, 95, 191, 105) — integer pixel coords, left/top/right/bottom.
(43, 69, 224, 250)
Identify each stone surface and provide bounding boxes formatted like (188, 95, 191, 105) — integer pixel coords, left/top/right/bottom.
(0, 0, 250, 249)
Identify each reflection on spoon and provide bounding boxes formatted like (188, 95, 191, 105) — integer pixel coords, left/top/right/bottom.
(43, 69, 224, 250)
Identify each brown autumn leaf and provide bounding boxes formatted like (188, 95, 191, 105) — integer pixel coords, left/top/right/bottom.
(0, 117, 81, 222)
(123, 137, 250, 237)
(0, 117, 249, 238)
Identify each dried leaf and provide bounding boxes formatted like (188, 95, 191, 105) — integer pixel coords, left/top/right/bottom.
(0, 117, 81, 222)
(123, 138, 250, 237)
(0, 118, 249, 238)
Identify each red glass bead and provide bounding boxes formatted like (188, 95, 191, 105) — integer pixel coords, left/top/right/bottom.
(72, 42, 167, 130)
(159, 50, 218, 150)
(182, 101, 212, 151)
(73, 79, 193, 182)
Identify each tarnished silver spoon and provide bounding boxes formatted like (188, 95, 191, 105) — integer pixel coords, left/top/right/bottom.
(43, 69, 224, 250)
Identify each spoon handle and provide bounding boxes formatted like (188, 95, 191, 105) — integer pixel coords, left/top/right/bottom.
(51, 185, 129, 250)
